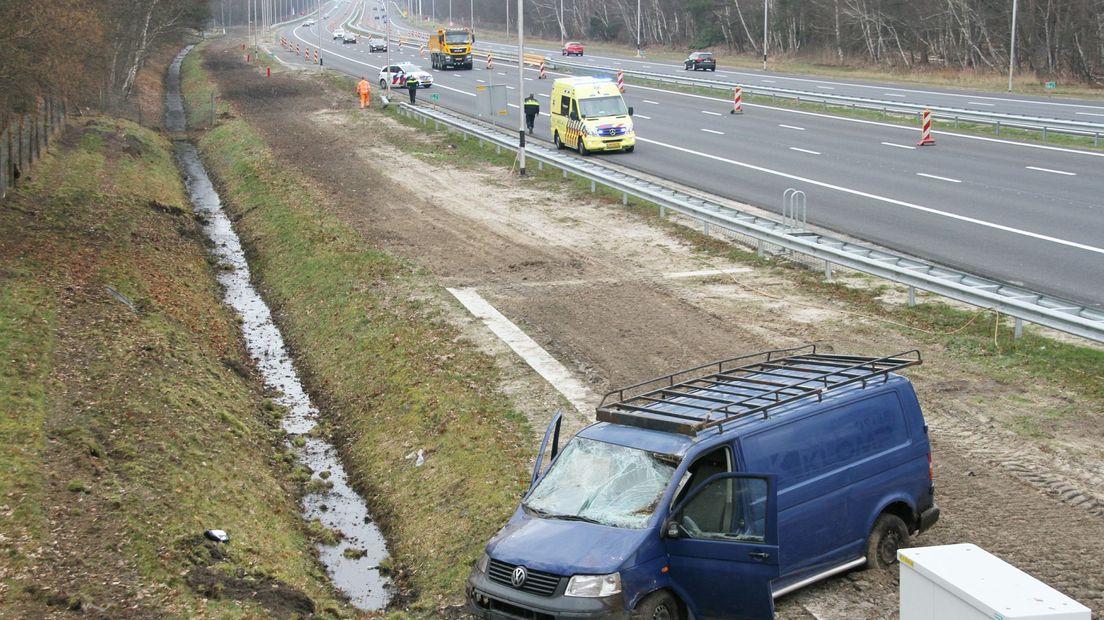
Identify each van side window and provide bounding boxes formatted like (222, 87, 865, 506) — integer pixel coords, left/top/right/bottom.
(742, 393, 910, 485)
(559, 96, 570, 116)
(569, 99, 579, 119)
(673, 447, 731, 522)
(676, 476, 768, 543)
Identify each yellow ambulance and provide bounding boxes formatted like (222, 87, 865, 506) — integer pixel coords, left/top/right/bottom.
(550, 77, 635, 154)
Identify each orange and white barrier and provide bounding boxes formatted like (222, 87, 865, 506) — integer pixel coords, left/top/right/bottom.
(304, 47, 309, 61)
(616, 70, 624, 92)
(486, 53, 494, 69)
(419, 43, 426, 58)
(313, 49, 319, 64)
(539, 60, 546, 79)
(917, 109, 935, 146)
(730, 86, 744, 114)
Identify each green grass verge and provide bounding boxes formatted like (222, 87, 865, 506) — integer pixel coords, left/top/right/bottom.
(0, 117, 346, 616)
(190, 77, 533, 613)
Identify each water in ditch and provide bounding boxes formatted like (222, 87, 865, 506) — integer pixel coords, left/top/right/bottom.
(166, 46, 391, 610)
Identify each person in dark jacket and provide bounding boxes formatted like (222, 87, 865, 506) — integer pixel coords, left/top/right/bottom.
(523, 94, 540, 135)
(405, 75, 420, 104)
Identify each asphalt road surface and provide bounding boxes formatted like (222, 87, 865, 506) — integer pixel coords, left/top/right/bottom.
(277, 1, 1104, 309)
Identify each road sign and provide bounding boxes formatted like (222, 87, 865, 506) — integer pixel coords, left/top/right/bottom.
(430, 93, 440, 102)
(1045, 81, 1057, 89)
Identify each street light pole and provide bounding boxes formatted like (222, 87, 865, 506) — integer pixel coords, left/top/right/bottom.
(449, 0, 452, 24)
(762, 0, 768, 70)
(635, 0, 641, 57)
(517, 0, 525, 176)
(1007, 0, 1018, 92)
(470, 0, 474, 29)
(316, 0, 323, 71)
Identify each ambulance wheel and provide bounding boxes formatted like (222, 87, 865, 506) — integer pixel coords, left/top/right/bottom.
(577, 139, 588, 156)
(553, 132, 564, 149)
(632, 590, 680, 620)
(865, 513, 908, 570)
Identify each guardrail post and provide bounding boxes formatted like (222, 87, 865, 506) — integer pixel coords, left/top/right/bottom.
(756, 240, 764, 257)
(538, 161, 543, 171)
(496, 144, 501, 154)
(995, 120, 1001, 136)
(703, 221, 710, 235)
(1095, 132, 1100, 147)
(954, 115, 959, 129)
(908, 286, 916, 307)
(824, 260, 833, 281)
(1042, 126, 1047, 143)
(622, 192, 628, 205)
(590, 180, 596, 193)
(1014, 317, 1023, 339)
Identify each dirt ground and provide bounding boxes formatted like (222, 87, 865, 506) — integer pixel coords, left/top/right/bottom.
(202, 41, 1103, 618)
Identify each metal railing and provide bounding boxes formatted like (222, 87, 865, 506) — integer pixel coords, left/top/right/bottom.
(396, 103, 1104, 343)
(551, 59, 1104, 145)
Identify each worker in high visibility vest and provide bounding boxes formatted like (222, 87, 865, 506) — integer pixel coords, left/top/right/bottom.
(357, 77, 372, 109)
(405, 75, 420, 104)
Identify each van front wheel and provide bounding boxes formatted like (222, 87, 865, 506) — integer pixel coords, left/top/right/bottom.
(865, 513, 908, 569)
(632, 590, 680, 620)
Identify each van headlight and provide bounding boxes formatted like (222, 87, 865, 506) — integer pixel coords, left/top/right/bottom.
(466, 54, 472, 60)
(565, 573, 621, 597)
(475, 552, 490, 574)
(582, 125, 598, 136)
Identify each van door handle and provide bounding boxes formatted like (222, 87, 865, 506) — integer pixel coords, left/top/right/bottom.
(749, 551, 771, 561)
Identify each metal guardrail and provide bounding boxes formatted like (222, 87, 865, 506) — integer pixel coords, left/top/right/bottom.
(397, 103, 1104, 343)
(552, 59, 1104, 145)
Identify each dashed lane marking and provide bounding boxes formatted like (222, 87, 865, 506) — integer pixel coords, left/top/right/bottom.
(779, 124, 805, 131)
(917, 173, 962, 183)
(701, 128, 725, 135)
(882, 141, 916, 150)
(1026, 166, 1076, 176)
(790, 147, 821, 155)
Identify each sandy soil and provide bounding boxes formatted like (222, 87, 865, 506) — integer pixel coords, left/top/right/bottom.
(203, 41, 1103, 618)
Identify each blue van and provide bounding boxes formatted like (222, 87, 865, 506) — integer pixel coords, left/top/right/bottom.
(466, 346, 939, 619)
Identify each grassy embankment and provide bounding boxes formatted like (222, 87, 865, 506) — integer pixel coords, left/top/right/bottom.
(181, 47, 533, 615)
(0, 117, 347, 616)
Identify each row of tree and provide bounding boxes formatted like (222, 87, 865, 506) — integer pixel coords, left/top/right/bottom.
(0, 0, 212, 115)
(460, 0, 1104, 84)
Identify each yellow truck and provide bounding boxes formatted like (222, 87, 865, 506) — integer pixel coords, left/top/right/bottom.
(550, 77, 635, 154)
(429, 28, 474, 70)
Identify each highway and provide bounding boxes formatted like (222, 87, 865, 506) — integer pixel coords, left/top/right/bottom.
(276, 1, 1104, 309)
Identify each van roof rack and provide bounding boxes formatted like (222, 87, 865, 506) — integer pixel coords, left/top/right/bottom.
(596, 345, 921, 436)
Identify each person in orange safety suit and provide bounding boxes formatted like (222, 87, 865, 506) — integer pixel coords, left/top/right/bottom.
(357, 77, 372, 109)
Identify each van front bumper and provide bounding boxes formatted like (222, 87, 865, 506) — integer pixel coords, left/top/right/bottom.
(466, 571, 630, 619)
(582, 134, 635, 152)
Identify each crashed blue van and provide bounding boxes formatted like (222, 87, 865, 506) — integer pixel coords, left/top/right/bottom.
(466, 346, 939, 619)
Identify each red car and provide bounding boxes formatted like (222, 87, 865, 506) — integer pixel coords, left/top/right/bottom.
(562, 41, 584, 56)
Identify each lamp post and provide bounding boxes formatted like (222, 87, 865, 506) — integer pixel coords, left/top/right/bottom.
(1007, 0, 1018, 92)
(517, 0, 526, 176)
(316, 0, 323, 71)
(449, 0, 452, 24)
(635, 0, 641, 57)
(560, 0, 564, 47)
(470, 0, 474, 28)
(762, 0, 768, 70)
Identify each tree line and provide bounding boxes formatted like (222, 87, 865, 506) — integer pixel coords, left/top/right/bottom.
(0, 0, 214, 115)
(470, 0, 1104, 85)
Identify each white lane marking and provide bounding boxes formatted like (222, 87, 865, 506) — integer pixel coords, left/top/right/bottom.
(917, 173, 962, 183)
(1026, 166, 1076, 176)
(702, 110, 723, 116)
(701, 128, 725, 135)
(476, 79, 486, 83)
(779, 124, 805, 131)
(539, 93, 550, 98)
(447, 287, 592, 414)
(524, 77, 534, 81)
(1076, 112, 1104, 117)
(663, 268, 752, 279)
(817, 86, 836, 90)
(882, 142, 916, 150)
(761, 79, 776, 83)
(790, 147, 821, 155)
(637, 136, 1104, 256)
(883, 93, 906, 97)
(967, 101, 995, 107)
(496, 71, 507, 76)
(506, 85, 515, 90)
(642, 99, 660, 105)
(634, 114, 652, 120)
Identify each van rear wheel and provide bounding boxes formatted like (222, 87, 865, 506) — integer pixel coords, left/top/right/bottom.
(865, 513, 908, 569)
(632, 590, 679, 620)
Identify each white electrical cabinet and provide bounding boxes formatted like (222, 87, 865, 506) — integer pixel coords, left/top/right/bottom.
(899, 544, 1091, 620)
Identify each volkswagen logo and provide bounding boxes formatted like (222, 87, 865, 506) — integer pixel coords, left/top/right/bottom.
(511, 566, 528, 588)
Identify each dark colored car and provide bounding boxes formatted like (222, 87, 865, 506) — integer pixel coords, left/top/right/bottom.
(684, 51, 716, 71)
(562, 41, 584, 56)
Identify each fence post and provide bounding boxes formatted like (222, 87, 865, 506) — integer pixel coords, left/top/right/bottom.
(1, 125, 8, 199)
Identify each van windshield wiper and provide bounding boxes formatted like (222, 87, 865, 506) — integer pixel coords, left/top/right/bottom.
(545, 513, 603, 525)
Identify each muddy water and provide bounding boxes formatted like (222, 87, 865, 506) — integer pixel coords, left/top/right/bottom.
(166, 47, 391, 610)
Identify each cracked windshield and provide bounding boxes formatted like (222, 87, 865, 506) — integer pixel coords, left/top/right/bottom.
(524, 438, 677, 529)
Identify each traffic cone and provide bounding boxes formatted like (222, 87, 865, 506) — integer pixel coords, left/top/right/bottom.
(917, 109, 936, 146)
(731, 86, 744, 114)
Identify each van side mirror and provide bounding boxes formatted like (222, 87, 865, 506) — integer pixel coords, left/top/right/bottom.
(666, 520, 680, 538)
(628, 106, 634, 116)
(570, 111, 579, 121)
